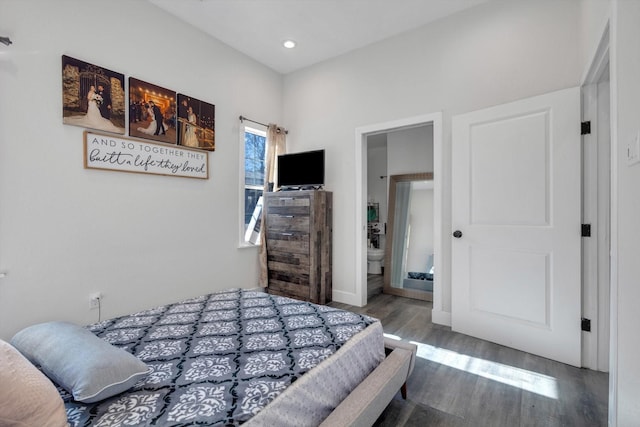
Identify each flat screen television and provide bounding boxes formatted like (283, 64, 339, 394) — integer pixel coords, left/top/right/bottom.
(277, 149, 325, 189)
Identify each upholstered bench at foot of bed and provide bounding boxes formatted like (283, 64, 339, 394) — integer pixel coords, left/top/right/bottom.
(319, 337, 417, 427)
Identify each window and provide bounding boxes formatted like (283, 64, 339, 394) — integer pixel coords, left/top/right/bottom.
(241, 126, 267, 245)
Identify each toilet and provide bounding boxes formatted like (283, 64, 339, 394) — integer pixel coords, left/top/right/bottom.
(367, 248, 385, 274)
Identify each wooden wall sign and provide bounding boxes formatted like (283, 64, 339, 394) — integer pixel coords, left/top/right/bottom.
(84, 131, 208, 179)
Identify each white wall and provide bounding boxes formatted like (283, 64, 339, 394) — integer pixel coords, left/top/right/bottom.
(580, 0, 611, 75)
(366, 137, 387, 250)
(0, 0, 282, 340)
(366, 136, 387, 222)
(283, 1, 583, 310)
(611, 1, 640, 424)
(387, 125, 434, 176)
(385, 124, 433, 266)
(367, 125, 433, 253)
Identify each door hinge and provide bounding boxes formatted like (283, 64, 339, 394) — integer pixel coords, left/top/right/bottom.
(581, 318, 591, 332)
(581, 224, 591, 237)
(581, 121, 591, 135)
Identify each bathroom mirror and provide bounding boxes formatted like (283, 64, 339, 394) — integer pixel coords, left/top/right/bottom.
(383, 173, 434, 301)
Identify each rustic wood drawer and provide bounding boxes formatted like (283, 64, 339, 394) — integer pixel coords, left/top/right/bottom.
(265, 213, 310, 233)
(267, 268, 310, 287)
(265, 231, 309, 254)
(265, 194, 310, 216)
(267, 250, 310, 273)
(267, 251, 311, 273)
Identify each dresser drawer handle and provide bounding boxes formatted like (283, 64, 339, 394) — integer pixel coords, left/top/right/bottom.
(279, 197, 294, 201)
(282, 215, 295, 218)
(280, 232, 293, 236)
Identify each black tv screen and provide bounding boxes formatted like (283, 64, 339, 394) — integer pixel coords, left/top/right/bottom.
(277, 149, 325, 189)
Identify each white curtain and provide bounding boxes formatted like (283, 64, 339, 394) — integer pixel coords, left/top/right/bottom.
(258, 124, 286, 287)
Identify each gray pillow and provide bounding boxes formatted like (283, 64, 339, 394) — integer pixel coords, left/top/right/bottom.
(11, 321, 149, 403)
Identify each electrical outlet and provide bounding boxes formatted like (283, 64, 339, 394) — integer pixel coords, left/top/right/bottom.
(90, 292, 102, 309)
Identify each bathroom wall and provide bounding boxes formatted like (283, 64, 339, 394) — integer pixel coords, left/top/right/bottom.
(367, 125, 433, 253)
(366, 134, 388, 249)
(385, 125, 433, 265)
(387, 125, 434, 176)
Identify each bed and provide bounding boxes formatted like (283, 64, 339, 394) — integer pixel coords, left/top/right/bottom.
(7, 288, 417, 427)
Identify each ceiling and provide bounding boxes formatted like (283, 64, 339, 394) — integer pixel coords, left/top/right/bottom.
(150, 0, 487, 74)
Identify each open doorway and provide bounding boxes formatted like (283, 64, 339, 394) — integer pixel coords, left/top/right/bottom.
(365, 127, 435, 301)
(354, 113, 443, 312)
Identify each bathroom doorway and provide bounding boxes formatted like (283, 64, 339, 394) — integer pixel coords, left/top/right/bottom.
(355, 112, 443, 309)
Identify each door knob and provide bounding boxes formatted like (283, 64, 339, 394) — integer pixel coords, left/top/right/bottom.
(453, 230, 463, 238)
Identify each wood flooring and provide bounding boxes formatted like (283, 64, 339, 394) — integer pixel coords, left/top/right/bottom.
(330, 293, 609, 427)
(367, 273, 384, 299)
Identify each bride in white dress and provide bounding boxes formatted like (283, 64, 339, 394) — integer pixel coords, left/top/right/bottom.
(182, 107, 199, 148)
(137, 104, 172, 136)
(64, 85, 124, 133)
(137, 105, 158, 135)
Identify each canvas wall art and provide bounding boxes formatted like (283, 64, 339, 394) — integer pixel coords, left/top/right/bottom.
(62, 55, 126, 134)
(177, 94, 215, 151)
(129, 77, 177, 144)
(84, 131, 208, 179)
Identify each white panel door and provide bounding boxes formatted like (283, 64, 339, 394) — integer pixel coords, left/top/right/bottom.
(451, 87, 581, 366)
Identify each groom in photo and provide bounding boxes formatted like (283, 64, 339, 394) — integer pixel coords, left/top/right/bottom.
(150, 101, 165, 135)
(97, 85, 112, 120)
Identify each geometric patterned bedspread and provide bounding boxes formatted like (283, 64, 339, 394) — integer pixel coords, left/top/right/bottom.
(62, 289, 380, 426)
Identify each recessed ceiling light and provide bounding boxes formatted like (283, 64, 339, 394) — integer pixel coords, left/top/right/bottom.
(283, 40, 296, 49)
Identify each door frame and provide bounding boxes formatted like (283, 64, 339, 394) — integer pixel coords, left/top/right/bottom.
(580, 17, 615, 426)
(354, 112, 443, 310)
(581, 23, 611, 373)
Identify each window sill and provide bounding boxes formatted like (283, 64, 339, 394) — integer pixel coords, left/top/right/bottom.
(238, 242, 261, 250)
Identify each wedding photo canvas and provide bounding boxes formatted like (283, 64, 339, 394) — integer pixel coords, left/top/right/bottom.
(62, 55, 126, 134)
(129, 77, 177, 144)
(177, 94, 216, 151)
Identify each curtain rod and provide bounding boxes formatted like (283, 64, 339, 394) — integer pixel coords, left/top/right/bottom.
(239, 115, 288, 134)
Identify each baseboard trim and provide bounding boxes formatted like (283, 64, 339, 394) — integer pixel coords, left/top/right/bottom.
(332, 290, 363, 307)
(432, 309, 451, 326)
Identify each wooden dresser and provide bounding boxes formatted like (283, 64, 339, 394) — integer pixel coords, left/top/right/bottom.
(264, 190, 332, 304)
